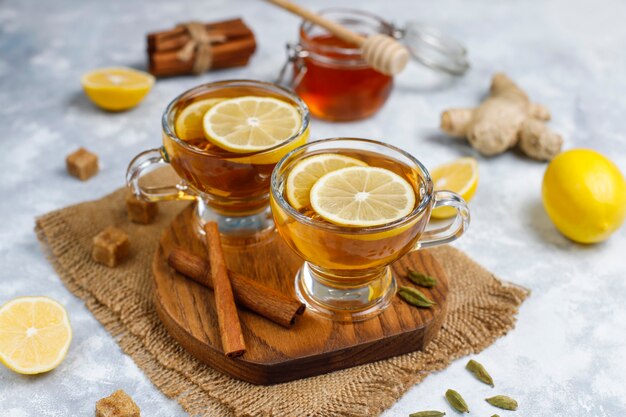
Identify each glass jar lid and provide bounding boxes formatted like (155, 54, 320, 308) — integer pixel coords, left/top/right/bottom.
(395, 22, 470, 76)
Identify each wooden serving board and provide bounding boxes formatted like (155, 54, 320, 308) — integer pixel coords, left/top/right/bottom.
(153, 204, 449, 385)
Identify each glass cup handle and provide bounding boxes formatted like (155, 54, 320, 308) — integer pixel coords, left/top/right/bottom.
(125, 147, 196, 202)
(416, 190, 470, 249)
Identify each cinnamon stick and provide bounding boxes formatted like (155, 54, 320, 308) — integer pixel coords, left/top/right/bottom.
(168, 249, 305, 328)
(148, 37, 256, 77)
(146, 18, 256, 77)
(204, 222, 246, 358)
(149, 55, 251, 77)
(147, 19, 252, 53)
(147, 18, 248, 46)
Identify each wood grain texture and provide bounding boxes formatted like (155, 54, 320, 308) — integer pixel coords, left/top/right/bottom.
(153, 205, 449, 385)
(167, 249, 304, 328)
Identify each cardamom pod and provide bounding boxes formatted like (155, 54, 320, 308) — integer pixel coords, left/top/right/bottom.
(409, 411, 446, 417)
(398, 286, 436, 308)
(466, 359, 494, 386)
(486, 395, 518, 410)
(445, 389, 469, 413)
(407, 270, 437, 287)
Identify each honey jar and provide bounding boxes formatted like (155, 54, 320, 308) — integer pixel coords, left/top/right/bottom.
(279, 9, 470, 122)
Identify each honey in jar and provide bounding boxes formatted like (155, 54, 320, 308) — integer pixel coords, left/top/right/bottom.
(280, 9, 471, 123)
(290, 10, 395, 122)
(295, 33, 393, 121)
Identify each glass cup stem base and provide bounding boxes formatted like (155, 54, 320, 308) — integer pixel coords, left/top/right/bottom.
(294, 262, 397, 322)
(192, 199, 275, 245)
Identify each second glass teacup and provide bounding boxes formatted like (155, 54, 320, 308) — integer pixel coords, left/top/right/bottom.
(126, 80, 310, 239)
(270, 138, 470, 321)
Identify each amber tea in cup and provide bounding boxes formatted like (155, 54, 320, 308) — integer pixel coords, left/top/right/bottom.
(127, 80, 310, 239)
(270, 138, 470, 321)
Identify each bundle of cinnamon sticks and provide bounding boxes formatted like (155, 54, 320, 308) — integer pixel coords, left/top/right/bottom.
(147, 18, 256, 77)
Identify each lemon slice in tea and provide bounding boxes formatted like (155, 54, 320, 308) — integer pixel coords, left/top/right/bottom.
(175, 98, 224, 141)
(0, 296, 72, 375)
(310, 166, 416, 227)
(286, 154, 368, 209)
(203, 96, 302, 153)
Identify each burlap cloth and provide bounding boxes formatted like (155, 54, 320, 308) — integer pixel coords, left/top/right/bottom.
(35, 181, 529, 417)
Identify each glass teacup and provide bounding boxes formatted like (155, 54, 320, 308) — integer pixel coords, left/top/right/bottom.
(270, 138, 470, 321)
(126, 80, 310, 239)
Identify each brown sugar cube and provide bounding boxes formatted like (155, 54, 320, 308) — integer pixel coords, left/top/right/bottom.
(66, 147, 99, 180)
(125, 194, 158, 224)
(95, 389, 140, 417)
(92, 227, 130, 267)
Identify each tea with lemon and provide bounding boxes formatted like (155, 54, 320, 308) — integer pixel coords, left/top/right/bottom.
(165, 85, 308, 215)
(271, 149, 430, 277)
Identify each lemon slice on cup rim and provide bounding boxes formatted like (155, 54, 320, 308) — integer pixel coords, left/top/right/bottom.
(0, 296, 72, 375)
(310, 166, 417, 227)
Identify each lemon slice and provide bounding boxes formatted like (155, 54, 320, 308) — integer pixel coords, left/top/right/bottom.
(286, 154, 368, 209)
(0, 296, 72, 375)
(175, 98, 224, 141)
(310, 166, 416, 227)
(203, 96, 302, 153)
(430, 157, 478, 219)
(81, 67, 155, 111)
(226, 127, 309, 165)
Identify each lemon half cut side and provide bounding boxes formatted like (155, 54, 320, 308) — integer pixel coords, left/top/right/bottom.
(0, 296, 72, 374)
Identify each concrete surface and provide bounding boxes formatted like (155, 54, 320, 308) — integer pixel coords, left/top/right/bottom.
(0, 0, 625, 415)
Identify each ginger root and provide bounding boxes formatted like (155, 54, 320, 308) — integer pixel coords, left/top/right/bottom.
(441, 73, 563, 161)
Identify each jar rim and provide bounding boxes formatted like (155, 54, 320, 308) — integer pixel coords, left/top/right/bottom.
(299, 8, 394, 68)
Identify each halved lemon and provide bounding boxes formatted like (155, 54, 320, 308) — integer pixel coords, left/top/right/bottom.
(310, 166, 416, 227)
(81, 67, 154, 111)
(286, 154, 368, 209)
(175, 98, 224, 140)
(430, 157, 478, 219)
(0, 296, 72, 374)
(203, 96, 302, 153)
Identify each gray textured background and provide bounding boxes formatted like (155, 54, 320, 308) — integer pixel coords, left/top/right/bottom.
(1, 0, 625, 415)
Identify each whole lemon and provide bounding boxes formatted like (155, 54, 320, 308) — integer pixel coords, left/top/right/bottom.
(542, 149, 626, 243)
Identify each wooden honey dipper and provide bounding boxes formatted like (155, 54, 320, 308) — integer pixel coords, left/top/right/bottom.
(266, 0, 410, 76)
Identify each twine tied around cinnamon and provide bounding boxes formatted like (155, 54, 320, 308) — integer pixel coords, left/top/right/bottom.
(176, 22, 227, 74)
